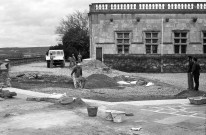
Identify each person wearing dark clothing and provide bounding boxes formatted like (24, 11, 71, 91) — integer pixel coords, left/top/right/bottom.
(72, 54, 76, 66)
(192, 57, 201, 91)
(71, 63, 85, 88)
(187, 56, 194, 90)
(50, 53, 54, 68)
(68, 57, 73, 67)
(78, 53, 82, 63)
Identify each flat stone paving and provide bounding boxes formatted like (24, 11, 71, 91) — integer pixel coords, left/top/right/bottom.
(141, 104, 206, 119)
(1, 87, 206, 135)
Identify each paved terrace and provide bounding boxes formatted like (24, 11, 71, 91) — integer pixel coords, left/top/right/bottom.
(1, 87, 206, 135)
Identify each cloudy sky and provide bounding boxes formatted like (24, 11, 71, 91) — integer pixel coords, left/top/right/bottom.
(0, 0, 204, 48)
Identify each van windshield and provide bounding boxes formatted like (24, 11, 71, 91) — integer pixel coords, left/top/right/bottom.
(57, 51, 61, 55)
(51, 51, 56, 55)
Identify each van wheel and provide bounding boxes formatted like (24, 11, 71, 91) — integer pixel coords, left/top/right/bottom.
(47, 61, 50, 68)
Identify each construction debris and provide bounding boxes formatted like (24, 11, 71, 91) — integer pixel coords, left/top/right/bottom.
(146, 82, 154, 87)
(113, 75, 136, 82)
(59, 97, 74, 105)
(3, 113, 18, 118)
(26, 97, 60, 103)
(26, 96, 86, 107)
(136, 80, 147, 86)
(0, 89, 17, 98)
(117, 81, 130, 85)
(84, 74, 118, 89)
(16, 72, 42, 79)
(125, 112, 134, 116)
(131, 127, 142, 131)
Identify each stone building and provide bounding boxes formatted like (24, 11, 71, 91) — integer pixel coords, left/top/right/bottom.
(89, 2, 206, 61)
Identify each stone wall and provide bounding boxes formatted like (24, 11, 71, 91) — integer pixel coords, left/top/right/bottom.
(104, 54, 206, 73)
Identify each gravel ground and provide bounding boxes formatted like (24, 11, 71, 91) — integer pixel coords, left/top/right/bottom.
(9, 62, 206, 102)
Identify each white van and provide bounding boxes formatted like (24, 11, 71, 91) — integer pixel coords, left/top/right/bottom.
(46, 50, 65, 68)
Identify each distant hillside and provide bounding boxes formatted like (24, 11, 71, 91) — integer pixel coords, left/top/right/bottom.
(0, 47, 49, 59)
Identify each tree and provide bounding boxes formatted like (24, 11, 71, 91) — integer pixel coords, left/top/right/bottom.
(54, 11, 89, 60)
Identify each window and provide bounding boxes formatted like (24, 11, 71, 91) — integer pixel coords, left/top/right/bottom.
(203, 32, 206, 54)
(145, 32, 159, 54)
(116, 32, 130, 54)
(174, 31, 187, 54)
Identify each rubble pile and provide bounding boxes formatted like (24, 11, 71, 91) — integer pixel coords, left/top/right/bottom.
(27, 96, 86, 109)
(0, 88, 17, 99)
(15, 72, 42, 79)
(84, 74, 118, 89)
(82, 59, 109, 73)
(82, 59, 106, 68)
(13, 73, 72, 83)
(113, 75, 148, 86)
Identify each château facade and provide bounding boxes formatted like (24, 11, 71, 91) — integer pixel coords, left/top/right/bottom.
(89, 2, 206, 61)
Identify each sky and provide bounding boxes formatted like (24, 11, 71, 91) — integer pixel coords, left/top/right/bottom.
(0, 0, 205, 48)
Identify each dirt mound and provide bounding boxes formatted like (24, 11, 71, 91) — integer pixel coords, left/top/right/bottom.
(82, 59, 107, 69)
(84, 74, 118, 89)
(62, 97, 87, 109)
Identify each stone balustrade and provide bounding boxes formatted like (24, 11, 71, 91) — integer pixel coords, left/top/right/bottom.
(89, 2, 206, 14)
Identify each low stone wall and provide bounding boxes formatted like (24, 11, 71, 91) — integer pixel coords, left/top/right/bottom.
(103, 54, 206, 73)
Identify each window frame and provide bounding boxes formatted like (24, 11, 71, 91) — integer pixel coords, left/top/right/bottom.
(144, 31, 159, 54)
(116, 32, 131, 54)
(173, 31, 188, 54)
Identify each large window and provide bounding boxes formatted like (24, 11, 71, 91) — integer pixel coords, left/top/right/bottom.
(145, 32, 158, 54)
(116, 32, 130, 54)
(174, 31, 187, 54)
(203, 32, 206, 54)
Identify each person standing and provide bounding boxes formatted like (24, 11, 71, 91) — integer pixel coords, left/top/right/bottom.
(78, 53, 82, 63)
(71, 63, 83, 88)
(68, 57, 73, 68)
(192, 57, 201, 91)
(187, 56, 194, 90)
(72, 54, 76, 66)
(50, 52, 54, 68)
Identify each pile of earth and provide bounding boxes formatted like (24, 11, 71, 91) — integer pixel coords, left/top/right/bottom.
(84, 74, 119, 89)
(82, 59, 107, 70)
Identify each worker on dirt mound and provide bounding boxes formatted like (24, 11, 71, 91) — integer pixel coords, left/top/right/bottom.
(71, 63, 86, 89)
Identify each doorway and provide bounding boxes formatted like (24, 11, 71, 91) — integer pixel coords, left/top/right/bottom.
(96, 47, 102, 61)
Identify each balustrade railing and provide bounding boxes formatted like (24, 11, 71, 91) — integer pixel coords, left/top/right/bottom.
(89, 2, 206, 13)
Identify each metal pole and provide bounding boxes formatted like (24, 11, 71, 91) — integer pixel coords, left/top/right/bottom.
(161, 18, 164, 73)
